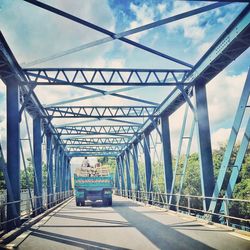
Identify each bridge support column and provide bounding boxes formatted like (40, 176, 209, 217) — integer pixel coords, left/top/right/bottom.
(115, 158, 121, 194)
(6, 80, 20, 228)
(132, 143, 140, 201)
(195, 84, 214, 210)
(55, 143, 60, 203)
(60, 151, 64, 200)
(119, 155, 126, 196)
(161, 114, 173, 203)
(125, 150, 132, 198)
(33, 116, 43, 215)
(65, 157, 70, 193)
(144, 131, 152, 204)
(46, 132, 53, 208)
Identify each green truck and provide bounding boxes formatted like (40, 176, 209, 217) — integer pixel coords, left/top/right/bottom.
(74, 175, 113, 206)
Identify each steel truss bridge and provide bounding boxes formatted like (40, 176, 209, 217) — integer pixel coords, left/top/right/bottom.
(0, 0, 250, 248)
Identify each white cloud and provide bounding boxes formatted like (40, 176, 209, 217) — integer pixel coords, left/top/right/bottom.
(197, 41, 212, 59)
(207, 71, 247, 126)
(157, 3, 166, 15)
(211, 128, 245, 150)
(128, 3, 155, 42)
(0, 0, 115, 67)
(166, 1, 205, 43)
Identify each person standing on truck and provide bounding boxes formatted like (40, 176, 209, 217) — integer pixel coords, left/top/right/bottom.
(82, 157, 90, 168)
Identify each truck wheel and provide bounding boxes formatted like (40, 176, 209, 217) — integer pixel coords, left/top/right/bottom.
(81, 200, 85, 206)
(76, 200, 80, 206)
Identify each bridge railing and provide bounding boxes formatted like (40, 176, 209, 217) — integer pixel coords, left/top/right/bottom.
(0, 189, 73, 230)
(115, 189, 250, 231)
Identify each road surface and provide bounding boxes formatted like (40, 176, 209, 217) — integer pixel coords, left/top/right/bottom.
(14, 196, 249, 250)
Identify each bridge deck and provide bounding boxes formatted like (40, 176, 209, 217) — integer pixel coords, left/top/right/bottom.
(16, 196, 249, 250)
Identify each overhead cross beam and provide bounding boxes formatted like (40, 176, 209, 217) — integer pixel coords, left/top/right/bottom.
(23, 0, 196, 68)
(124, 4, 250, 153)
(67, 146, 122, 152)
(55, 125, 139, 136)
(22, 1, 231, 67)
(67, 152, 118, 157)
(23, 68, 190, 86)
(45, 106, 157, 118)
(61, 137, 128, 145)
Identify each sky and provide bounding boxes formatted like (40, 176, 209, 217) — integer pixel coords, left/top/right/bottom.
(0, 0, 249, 171)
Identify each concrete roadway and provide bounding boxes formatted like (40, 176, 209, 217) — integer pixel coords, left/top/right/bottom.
(14, 196, 249, 250)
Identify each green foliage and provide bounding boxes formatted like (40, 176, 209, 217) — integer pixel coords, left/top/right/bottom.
(20, 158, 47, 189)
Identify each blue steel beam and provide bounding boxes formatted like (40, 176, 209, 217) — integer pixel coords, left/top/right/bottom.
(46, 132, 53, 208)
(209, 69, 250, 213)
(33, 116, 43, 214)
(68, 150, 121, 154)
(124, 5, 250, 154)
(161, 113, 173, 197)
(46, 86, 158, 107)
(23, 0, 192, 68)
(55, 125, 139, 136)
(119, 155, 126, 195)
(125, 149, 132, 197)
(6, 79, 20, 228)
(221, 116, 250, 207)
(45, 106, 158, 118)
(23, 68, 190, 86)
(67, 146, 122, 152)
(132, 143, 140, 200)
(115, 159, 121, 192)
(59, 150, 64, 199)
(62, 137, 128, 145)
(176, 118, 196, 207)
(54, 142, 60, 199)
(0, 32, 69, 163)
(23, 2, 229, 67)
(144, 131, 153, 204)
(68, 153, 117, 157)
(195, 83, 214, 210)
(66, 143, 126, 147)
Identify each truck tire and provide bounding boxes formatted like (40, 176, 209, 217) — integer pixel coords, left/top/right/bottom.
(81, 200, 85, 206)
(76, 200, 80, 206)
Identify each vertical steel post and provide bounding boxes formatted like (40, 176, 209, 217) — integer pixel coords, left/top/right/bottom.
(195, 84, 214, 210)
(62, 155, 65, 194)
(33, 116, 43, 214)
(59, 149, 64, 200)
(161, 114, 173, 199)
(46, 132, 53, 208)
(55, 143, 60, 202)
(65, 158, 69, 192)
(125, 149, 132, 198)
(133, 143, 140, 201)
(119, 155, 126, 196)
(115, 158, 120, 193)
(6, 80, 20, 227)
(144, 131, 152, 204)
(69, 162, 72, 191)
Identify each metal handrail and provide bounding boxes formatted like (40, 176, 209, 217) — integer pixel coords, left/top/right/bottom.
(115, 189, 250, 226)
(0, 190, 73, 227)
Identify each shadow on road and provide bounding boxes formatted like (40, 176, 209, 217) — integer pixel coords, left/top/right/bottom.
(29, 229, 129, 250)
(113, 200, 216, 250)
(53, 213, 130, 226)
